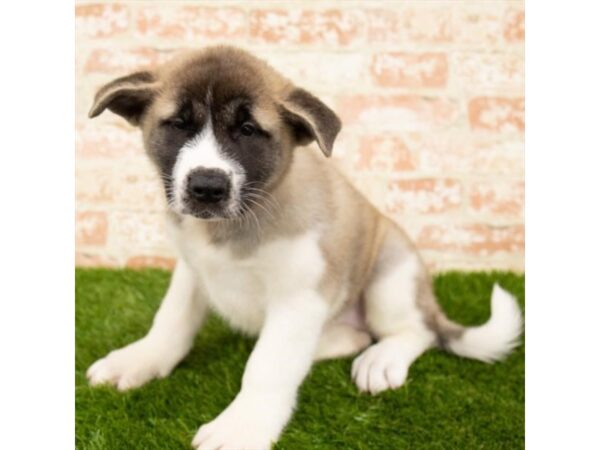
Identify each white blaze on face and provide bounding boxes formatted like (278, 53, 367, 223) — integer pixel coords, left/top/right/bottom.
(172, 119, 245, 214)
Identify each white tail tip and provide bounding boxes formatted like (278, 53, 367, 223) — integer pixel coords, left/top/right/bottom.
(447, 283, 523, 363)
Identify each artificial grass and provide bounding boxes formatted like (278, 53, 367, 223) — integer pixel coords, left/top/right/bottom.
(76, 269, 524, 449)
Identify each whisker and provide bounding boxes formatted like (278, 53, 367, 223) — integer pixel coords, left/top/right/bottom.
(242, 185, 282, 215)
(243, 186, 282, 212)
(245, 196, 275, 223)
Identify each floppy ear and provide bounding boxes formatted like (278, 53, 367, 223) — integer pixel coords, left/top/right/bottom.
(280, 88, 342, 157)
(88, 71, 157, 126)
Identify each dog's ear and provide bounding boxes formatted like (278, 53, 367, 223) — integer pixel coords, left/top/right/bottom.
(88, 71, 157, 126)
(280, 88, 342, 157)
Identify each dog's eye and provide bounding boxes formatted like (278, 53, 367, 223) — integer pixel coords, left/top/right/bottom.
(240, 123, 255, 137)
(169, 117, 188, 130)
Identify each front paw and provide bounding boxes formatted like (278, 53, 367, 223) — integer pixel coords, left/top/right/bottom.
(86, 338, 173, 391)
(192, 393, 291, 450)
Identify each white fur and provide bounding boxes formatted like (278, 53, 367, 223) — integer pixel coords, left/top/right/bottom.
(173, 218, 326, 335)
(364, 255, 426, 337)
(172, 119, 245, 215)
(447, 283, 523, 363)
(86, 261, 207, 390)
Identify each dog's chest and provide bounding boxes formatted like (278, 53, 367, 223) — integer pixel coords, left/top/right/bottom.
(171, 222, 326, 335)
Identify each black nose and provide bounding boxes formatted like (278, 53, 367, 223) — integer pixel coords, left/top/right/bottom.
(187, 169, 231, 203)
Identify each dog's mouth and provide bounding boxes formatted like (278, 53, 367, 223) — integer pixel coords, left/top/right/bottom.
(177, 192, 250, 221)
(182, 209, 226, 221)
(178, 201, 237, 221)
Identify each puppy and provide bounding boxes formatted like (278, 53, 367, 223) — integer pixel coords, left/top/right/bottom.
(86, 46, 523, 450)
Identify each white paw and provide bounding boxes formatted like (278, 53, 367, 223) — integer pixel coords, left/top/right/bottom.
(86, 338, 173, 391)
(352, 341, 410, 395)
(192, 393, 289, 450)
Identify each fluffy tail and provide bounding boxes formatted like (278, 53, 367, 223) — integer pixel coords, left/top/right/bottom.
(442, 284, 523, 363)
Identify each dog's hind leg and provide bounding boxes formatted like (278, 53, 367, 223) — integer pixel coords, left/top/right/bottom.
(314, 323, 372, 361)
(353, 225, 523, 395)
(352, 227, 437, 394)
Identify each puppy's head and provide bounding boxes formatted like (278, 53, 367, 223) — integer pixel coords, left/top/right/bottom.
(89, 46, 341, 221)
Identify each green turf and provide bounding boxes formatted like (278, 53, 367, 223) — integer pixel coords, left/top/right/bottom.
(76, 269, 524, 449)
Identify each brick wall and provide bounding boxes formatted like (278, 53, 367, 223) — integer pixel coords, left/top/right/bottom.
(75, 0, 525, 272)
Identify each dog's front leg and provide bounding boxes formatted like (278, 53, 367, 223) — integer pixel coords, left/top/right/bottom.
(87, 259, 207, 390)
(192, 291, 328, 450)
